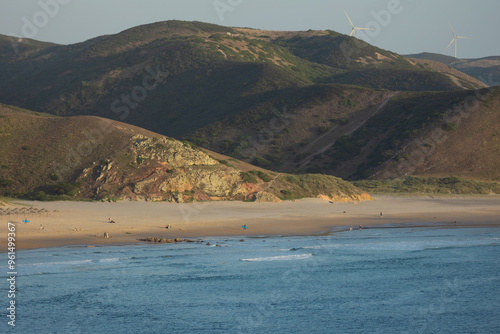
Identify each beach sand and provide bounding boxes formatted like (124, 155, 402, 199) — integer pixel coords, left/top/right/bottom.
(1, 195, 499, 250)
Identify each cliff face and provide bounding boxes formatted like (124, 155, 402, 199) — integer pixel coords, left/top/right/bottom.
(76, 135, 371, 203)
(77, 136, 254, 202)
(133, 136, 218, 167)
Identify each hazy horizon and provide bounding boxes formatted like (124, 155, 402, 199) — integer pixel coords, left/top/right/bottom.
(1, 0, 500, 59)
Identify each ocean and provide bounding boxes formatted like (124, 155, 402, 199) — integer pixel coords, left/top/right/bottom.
(7, 227, 500, 333)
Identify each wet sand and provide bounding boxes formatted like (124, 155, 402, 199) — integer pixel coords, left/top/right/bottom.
(1, 195, 499, 250)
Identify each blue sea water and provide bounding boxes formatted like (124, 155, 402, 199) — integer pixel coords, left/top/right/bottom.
(5, 227, 500, 334)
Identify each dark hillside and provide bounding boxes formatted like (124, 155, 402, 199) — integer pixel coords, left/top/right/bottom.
(0, 21, 485, 140)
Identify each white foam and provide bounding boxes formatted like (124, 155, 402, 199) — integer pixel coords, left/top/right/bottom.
(18, 259, 93, 267)
(301, 238, 498, 252)
(99, 258, 120, 263)
(241, 254, 313, 262)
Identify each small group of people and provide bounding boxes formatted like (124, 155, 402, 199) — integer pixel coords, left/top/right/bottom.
(165, 225, 172, 229)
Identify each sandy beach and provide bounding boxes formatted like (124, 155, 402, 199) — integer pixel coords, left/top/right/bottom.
(1, 195, 499, 250)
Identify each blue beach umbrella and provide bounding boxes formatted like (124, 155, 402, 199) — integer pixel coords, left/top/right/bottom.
(22, 219, 30, 223)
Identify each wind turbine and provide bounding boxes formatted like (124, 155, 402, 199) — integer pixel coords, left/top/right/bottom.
(445, 23, 472, 58)
(345, 10, 374, 37)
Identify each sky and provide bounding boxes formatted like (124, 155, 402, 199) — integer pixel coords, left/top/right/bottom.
(1, 0, 499, 59)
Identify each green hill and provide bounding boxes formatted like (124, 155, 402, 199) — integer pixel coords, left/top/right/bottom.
(0, 103, 369, 202)
(187, 85, 500, 187)
(309, 86, 500, 183)
(0, 21, 485, 140)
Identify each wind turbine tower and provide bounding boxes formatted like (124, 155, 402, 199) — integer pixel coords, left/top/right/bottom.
(345, 10, 374, 37)
(445, 23, 472, 58)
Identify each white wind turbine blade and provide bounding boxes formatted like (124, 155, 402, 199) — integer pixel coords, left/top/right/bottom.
(449, 22, 456, 37)
(356, 27, 375, 31)
(457, 36, 472, 39)
(445, 37, 455, 52)
(350, 30, 356, 36)
(345, 10, 355, 28)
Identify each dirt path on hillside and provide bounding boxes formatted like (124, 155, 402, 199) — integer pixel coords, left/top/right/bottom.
(292, 92, 399, 170)
(265, 173, 281, 190)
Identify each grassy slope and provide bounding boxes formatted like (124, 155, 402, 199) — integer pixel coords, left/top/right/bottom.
(185, 84, 389, 166)
(0, 104, 158, 196)
(354, 177, 500, 195)
(0, 104, 366, 201)
(304, 87, 500, 183)
(372, 87, 500, 181)
(191, 85, 500, 192)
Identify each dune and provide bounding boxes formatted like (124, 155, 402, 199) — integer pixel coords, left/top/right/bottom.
(1, 195, 499, 250)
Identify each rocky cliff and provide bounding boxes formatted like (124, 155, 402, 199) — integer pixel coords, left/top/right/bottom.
(76, 135, 371, 203)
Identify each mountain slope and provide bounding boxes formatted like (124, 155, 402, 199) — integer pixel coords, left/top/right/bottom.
(327, 87, 500, 181)
(0, 104, 370, 202)
(187, 85, 500, 183)
(0, 34, 57, 61)
(373, 87, 500, 181)
(0, 21, 486, 140)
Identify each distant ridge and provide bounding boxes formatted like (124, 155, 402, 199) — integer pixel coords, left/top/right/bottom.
(407, 52, 500, 85)
(0, 20, 485, 137)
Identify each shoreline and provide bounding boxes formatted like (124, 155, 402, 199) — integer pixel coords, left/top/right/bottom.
(5, 221, 500, 253)
(1, 195, 499, 251)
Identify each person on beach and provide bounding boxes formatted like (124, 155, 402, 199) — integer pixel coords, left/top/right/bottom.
(108, 217, 116, 223)
(350, 226, 352, 231)
(359, 225, 362, 231)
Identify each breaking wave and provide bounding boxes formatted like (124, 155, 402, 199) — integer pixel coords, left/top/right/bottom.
(241, 254, 313, 262)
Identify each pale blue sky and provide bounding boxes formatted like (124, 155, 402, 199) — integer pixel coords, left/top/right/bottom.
(1, 0, 499, 59)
